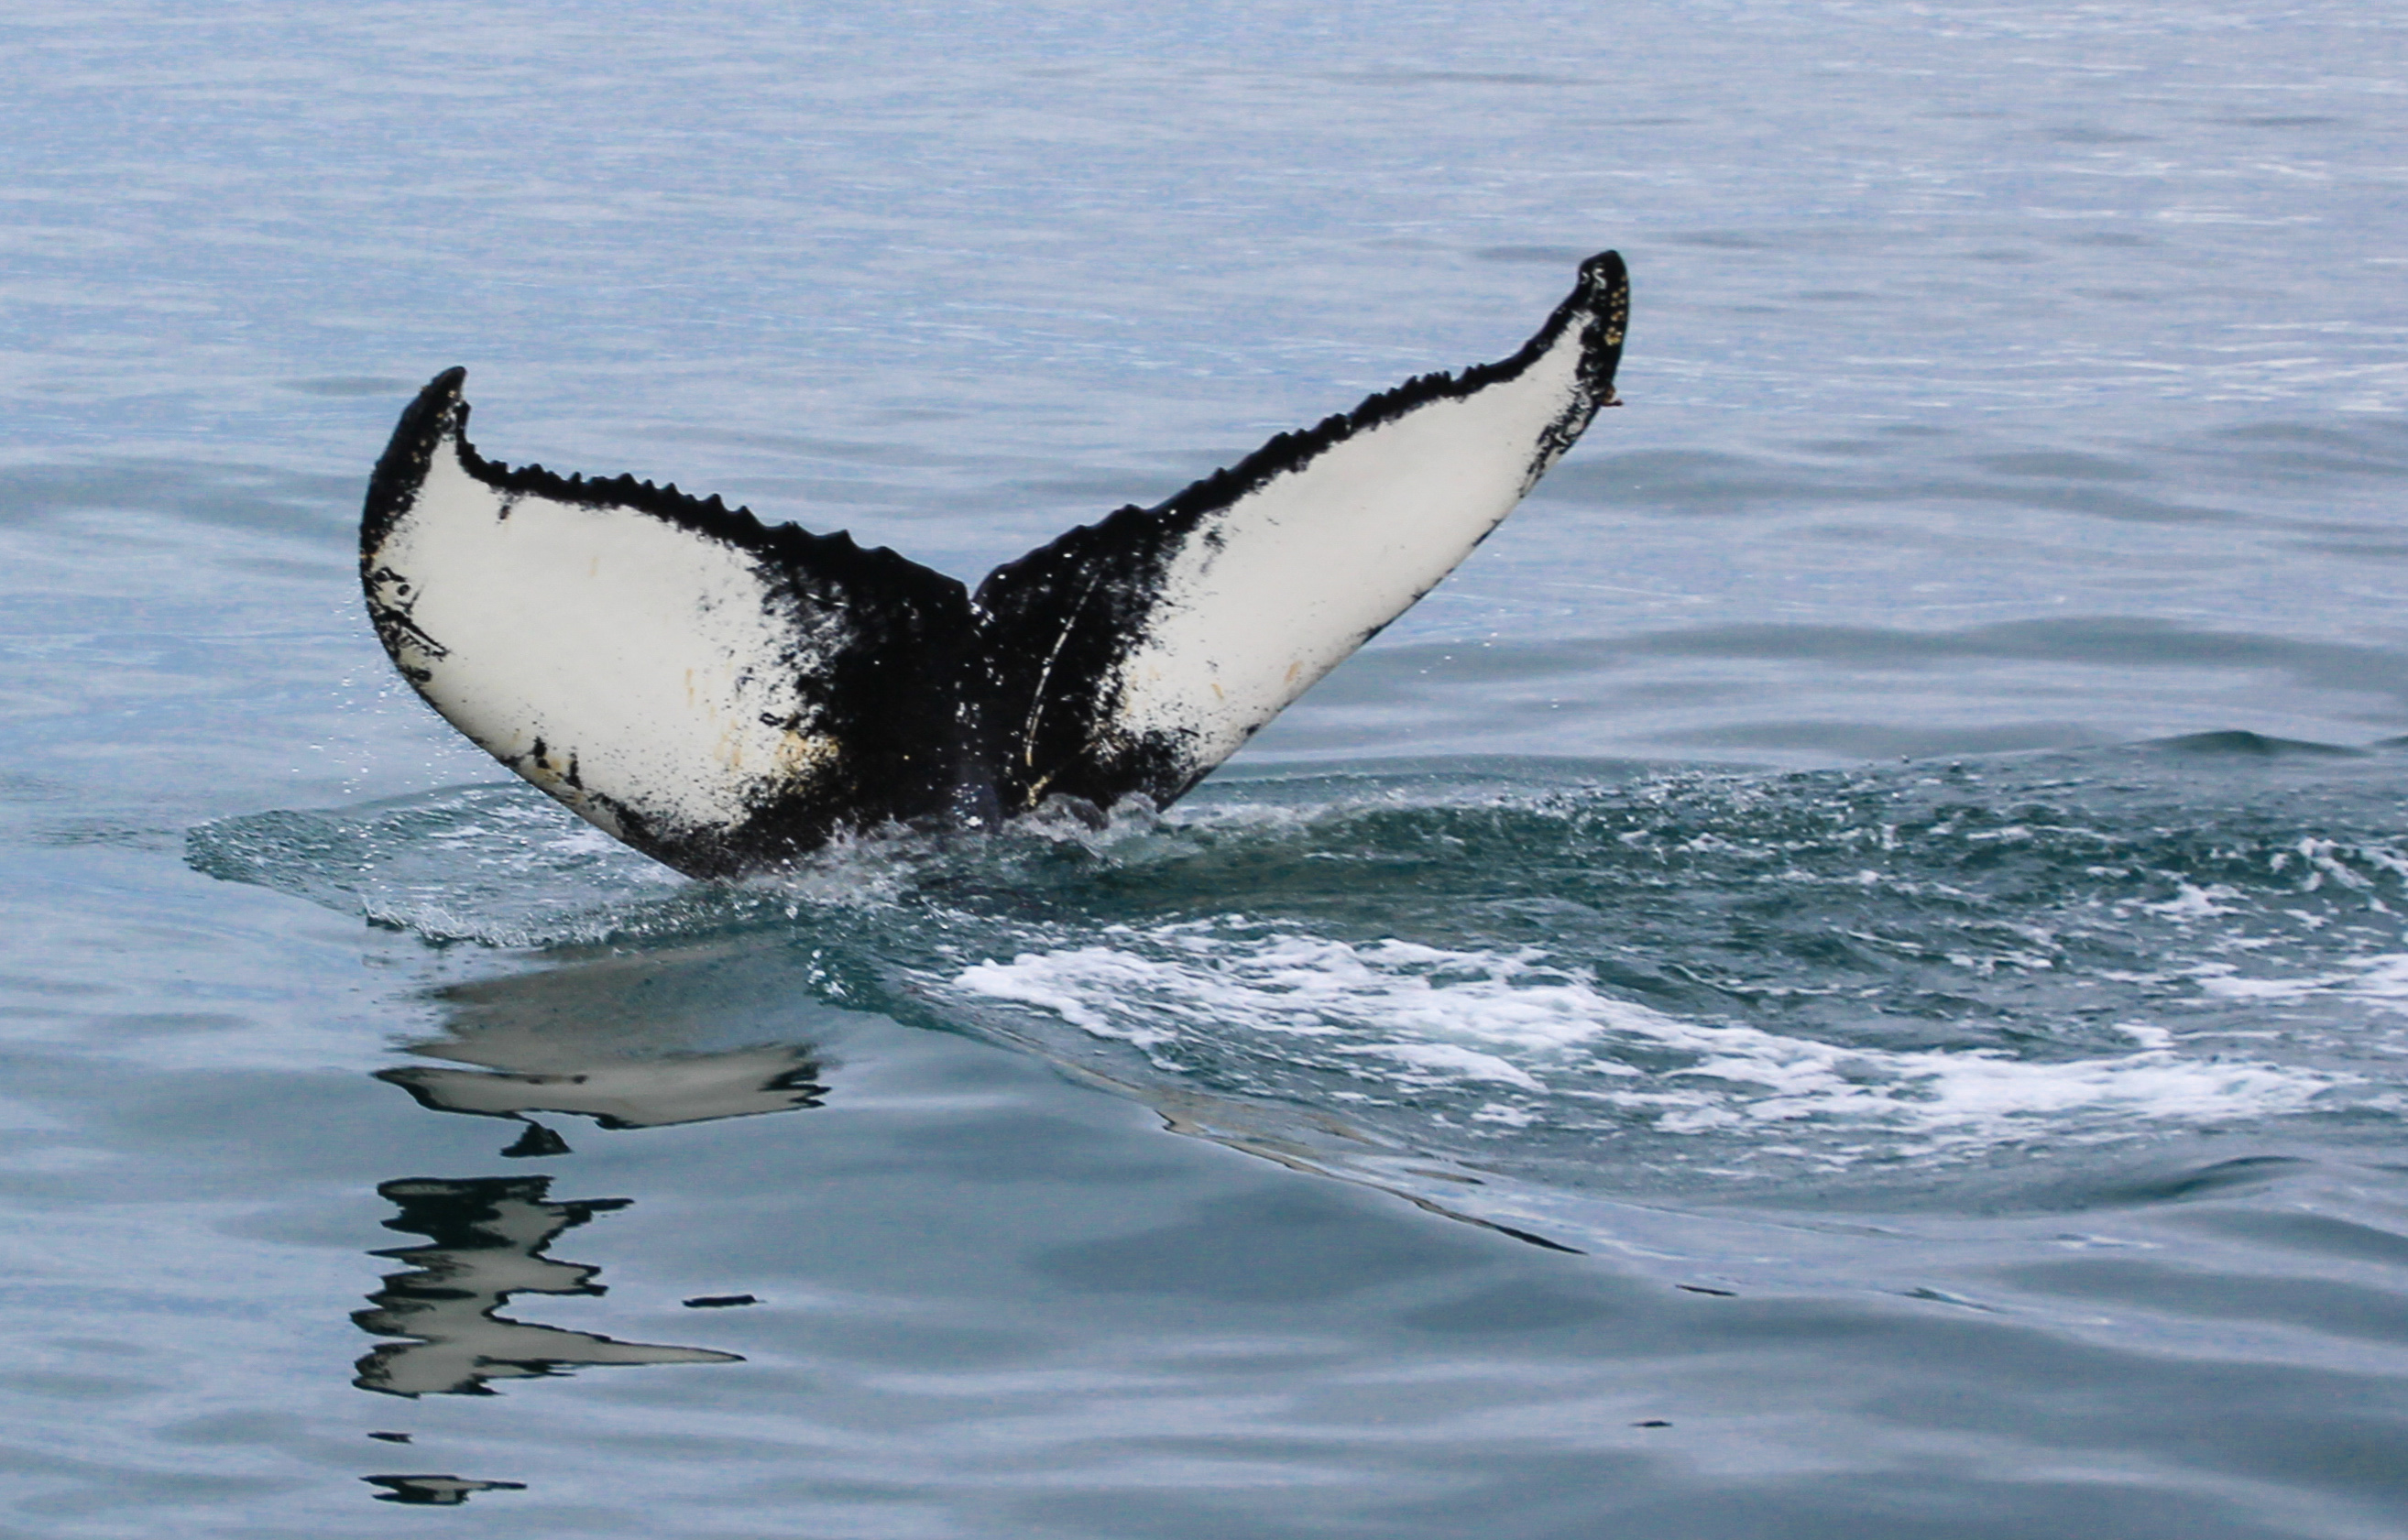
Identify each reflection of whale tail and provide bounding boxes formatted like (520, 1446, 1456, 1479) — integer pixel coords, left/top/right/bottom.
(354, 1177, 739, 1399)
(362, 254, 1628, 877)
(364, 1474, 528, 1506)
(378, 1046, 826, 1136)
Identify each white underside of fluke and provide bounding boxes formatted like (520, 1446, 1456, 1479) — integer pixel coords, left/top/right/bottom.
(1104, 331, 1592, 769)
(367, 442, 845, 838)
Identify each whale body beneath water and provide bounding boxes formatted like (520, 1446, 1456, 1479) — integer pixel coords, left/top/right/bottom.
(361, 252, 1628, 879)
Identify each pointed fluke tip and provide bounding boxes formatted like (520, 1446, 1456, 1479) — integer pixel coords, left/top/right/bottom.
(1580, 251, 1628, 329)
(1579, 250, 1626, 290)
(1576, 250, 1628, 372)
(419, 365, 468, 409)
(399, 366, 471, 442)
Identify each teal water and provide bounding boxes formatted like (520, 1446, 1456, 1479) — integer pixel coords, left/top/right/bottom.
(6, 2, 2408, 1535)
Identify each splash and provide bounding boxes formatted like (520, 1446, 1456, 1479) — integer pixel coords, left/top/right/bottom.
(188, 748, 2408, 1190)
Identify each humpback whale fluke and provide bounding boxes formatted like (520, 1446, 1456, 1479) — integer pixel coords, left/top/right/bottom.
(362, 252, 1628, 878)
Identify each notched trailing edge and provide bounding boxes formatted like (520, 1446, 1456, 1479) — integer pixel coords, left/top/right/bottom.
(1152, 250, 1625, 525)
(363, 366, 964, 608)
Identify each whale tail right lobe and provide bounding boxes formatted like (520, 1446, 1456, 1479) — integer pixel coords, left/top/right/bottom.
(971, 250, 1628, 814)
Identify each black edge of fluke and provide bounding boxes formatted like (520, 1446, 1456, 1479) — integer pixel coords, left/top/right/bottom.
(360, 366, 466, 558)
(969, 250, 1628, 618)
(1150, 249, 1625, 525)
(362, 366, 958, 600)
(357, 252, 1628, 877)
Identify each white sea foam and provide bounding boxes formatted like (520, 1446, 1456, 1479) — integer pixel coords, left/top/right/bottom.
(2190, 954, 2408, 1014)
(956, 925, 2342, 1152)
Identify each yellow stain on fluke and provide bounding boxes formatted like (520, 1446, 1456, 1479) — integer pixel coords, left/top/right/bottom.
(774, 730, 838, 779)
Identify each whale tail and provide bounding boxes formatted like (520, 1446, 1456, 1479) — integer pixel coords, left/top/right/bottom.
(362, 253, 1627, 878)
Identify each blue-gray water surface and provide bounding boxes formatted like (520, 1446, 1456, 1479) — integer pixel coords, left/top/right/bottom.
(5, 3, 2407, 1535)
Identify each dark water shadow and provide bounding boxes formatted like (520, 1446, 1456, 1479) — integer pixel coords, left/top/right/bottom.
(0, 458, 357, 544)
(1543, 445, 2243, 526)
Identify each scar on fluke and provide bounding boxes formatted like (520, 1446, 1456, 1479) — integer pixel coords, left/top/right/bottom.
(361, 253, 1628, 878)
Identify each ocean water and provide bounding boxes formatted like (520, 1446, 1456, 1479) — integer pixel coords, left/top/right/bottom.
(5, 2, 2407, 1535)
